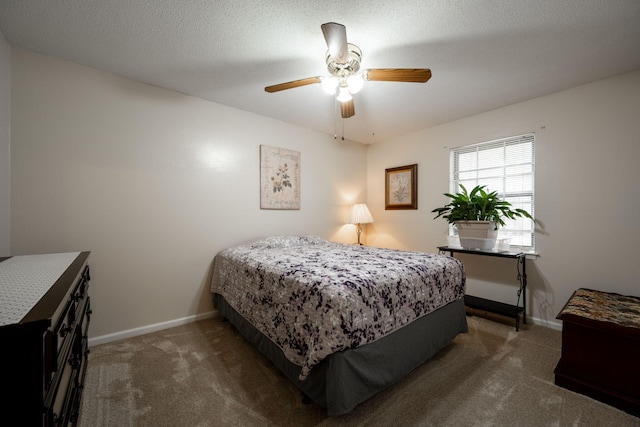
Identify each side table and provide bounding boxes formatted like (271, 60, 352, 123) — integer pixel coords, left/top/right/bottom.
(438, 246, 527, 331)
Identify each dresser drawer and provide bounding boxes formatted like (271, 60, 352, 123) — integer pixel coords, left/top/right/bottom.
(72, 326, 91, 424)
(43, 263, 92, 426)
(45, 328, 78, 425)
(45, 299, 91, 425)
(45, 267, 90, 390)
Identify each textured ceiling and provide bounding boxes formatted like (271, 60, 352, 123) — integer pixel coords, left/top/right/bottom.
(1, 1, 639, 144)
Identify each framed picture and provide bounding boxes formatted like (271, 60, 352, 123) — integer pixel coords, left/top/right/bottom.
(260, 145, 301, 210)
(385, 164, 418, 210)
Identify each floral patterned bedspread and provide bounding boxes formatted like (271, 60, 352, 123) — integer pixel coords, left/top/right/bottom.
(211, 236, 466, 380)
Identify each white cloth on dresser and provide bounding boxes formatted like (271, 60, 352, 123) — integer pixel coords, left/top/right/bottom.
(0, 252, 80, 326)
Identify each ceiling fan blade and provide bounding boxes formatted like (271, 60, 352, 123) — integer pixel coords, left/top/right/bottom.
(264, 77, 322, 93)
(340, 98, 355, 118)
(321, 22, 349, 63)
(364, 68, 432, 83)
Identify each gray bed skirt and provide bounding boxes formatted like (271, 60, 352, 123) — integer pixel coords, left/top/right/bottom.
(213, 294, 468, 416)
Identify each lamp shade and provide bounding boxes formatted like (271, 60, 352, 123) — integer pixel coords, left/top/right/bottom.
(347, 203, 374, 224)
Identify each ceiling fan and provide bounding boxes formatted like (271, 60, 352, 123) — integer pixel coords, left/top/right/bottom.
(265, 22, 432, 119)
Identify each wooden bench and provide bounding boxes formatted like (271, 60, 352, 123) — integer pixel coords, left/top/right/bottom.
(554, 288, 640, 417)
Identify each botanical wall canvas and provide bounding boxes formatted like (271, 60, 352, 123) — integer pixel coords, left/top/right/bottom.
(260, 145, 301, 210)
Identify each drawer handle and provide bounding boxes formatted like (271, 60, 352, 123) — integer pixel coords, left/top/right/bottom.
(82, 334, 91, 356)
(69, 354, 80, 368)
(60, 324, 72, 337)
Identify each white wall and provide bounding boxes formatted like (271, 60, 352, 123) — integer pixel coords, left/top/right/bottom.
(367, 71, 640, 328)
(0, 31, 10, 255)
(10, 48, 367, 338)
(9, 44, 639, 335)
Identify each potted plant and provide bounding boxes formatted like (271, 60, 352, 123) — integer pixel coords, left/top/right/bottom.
(431, 184, 533, 250)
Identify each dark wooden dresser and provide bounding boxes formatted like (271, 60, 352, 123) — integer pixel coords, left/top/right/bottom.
(0, 251, 91, 426)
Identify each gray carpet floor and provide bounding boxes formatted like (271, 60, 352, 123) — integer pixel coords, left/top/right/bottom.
(79, 314, 640, 426)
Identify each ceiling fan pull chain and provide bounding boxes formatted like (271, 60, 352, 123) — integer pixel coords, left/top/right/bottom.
(334, 97, 338, 139)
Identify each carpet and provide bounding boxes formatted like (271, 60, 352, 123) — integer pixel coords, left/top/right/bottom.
(79, 314, 640, 426)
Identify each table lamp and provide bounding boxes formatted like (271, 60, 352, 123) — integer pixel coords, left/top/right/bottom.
(347, 203, 374, 245)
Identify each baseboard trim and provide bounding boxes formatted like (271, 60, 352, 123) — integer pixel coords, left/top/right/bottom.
(88, 311, 217, 347)
(530, 316, 562, 331)
(88, 309, 561, 347)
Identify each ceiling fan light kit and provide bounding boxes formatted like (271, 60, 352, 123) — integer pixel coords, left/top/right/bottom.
(336, 87, 353, 102)
(321, 76, 338, 94)
(265, 22, 432, 119)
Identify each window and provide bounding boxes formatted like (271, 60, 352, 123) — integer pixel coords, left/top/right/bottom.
(450, 133, 535, 249)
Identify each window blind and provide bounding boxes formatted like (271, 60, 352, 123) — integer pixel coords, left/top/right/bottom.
(450, 133, 535, 248)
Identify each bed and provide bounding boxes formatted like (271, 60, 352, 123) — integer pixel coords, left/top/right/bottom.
(210, 235, 467, 416)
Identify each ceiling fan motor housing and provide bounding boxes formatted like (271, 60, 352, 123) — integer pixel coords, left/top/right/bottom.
(326, 43, 361, 77)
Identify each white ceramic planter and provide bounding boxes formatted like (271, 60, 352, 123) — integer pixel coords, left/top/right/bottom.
(455, 220, 498, 250)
